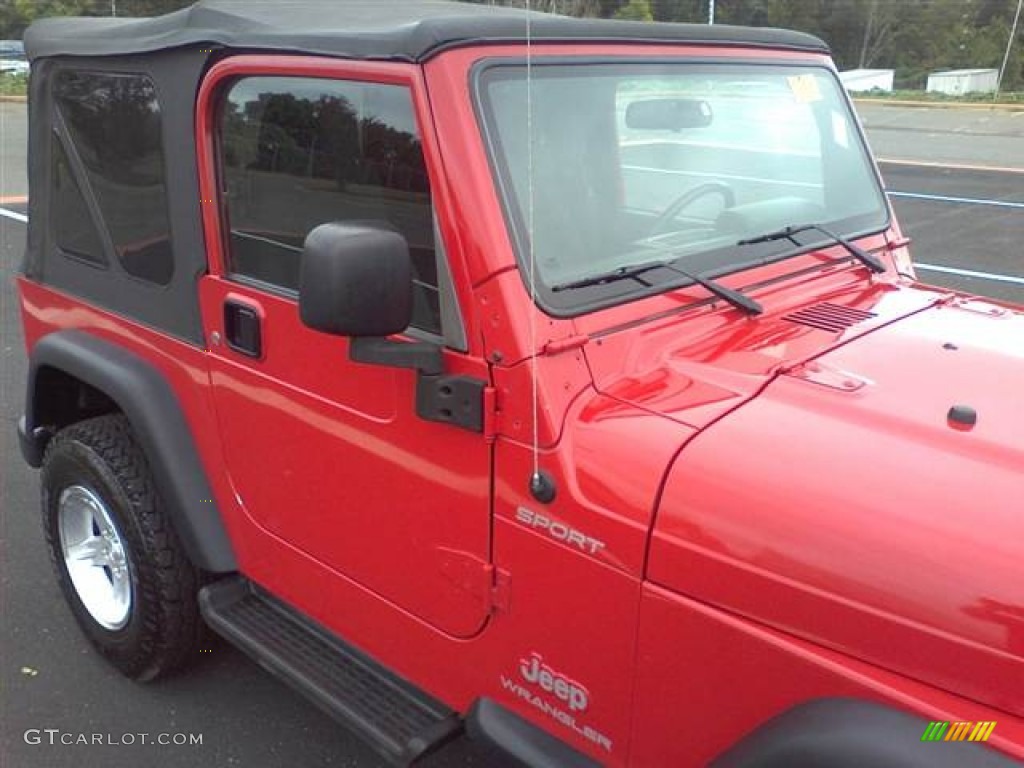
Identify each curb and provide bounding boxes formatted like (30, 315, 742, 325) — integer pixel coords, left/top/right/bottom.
(0, 95, 27, 103)
(853, 98, 1024, 112)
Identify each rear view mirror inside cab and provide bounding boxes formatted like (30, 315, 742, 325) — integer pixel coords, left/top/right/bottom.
(625, 98, 712, 132)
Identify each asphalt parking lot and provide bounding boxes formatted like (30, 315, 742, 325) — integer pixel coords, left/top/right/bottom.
(879, 160, 1023, 304)
(857, 101, 1024, 305)
(1, 99, 1022, 768)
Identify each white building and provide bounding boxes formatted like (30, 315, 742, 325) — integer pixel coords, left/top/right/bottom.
(839, 69, 894, 93)
(926, 68, 999, 95)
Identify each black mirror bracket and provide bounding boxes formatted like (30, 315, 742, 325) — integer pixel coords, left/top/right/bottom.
(416, 374, 486, 433)
(349, 338, 486, 433)
(349, 337, 444, 376)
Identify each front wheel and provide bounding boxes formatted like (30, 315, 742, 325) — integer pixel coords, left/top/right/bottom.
(40, 414, 204, 681)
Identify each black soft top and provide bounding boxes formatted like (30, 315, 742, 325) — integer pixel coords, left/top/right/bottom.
(25, 0, 828, 62)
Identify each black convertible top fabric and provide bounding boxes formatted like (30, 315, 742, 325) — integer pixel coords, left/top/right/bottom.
(25, 0, 828, 62)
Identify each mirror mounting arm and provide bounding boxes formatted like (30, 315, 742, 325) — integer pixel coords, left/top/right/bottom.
(349, 337, 444, 376)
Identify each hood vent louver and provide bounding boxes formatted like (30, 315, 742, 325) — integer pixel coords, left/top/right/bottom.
(783, 302, 877, 333)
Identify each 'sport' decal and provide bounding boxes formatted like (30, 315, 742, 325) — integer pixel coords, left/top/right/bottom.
(515, 507, 605, 555)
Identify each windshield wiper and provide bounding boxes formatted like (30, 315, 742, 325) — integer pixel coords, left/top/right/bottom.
(737, 223, 886, 274)
(551, 259, 762, 315)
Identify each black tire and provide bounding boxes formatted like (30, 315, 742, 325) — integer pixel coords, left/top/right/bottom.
(40, 413, 204, 681)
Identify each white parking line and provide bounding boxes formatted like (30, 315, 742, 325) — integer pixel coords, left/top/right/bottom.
(0, 206, 27, 223)
(916, 263, 1024, 286)
(887, 191, 1024, 209)
(3, 208, 1019, 288)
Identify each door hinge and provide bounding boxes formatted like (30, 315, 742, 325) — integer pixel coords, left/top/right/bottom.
(490, 566, 511, 615)
(482, 385, 498, 442)
(437, 549, 510, 615)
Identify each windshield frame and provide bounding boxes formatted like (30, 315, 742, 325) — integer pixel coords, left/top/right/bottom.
(471, 55, 891, 318)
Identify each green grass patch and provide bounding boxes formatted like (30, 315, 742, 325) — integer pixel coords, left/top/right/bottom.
(0, 72, 29, 97)
(854, 88, 1024, 105)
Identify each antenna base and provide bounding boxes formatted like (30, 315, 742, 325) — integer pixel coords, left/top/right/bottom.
(529, 471, 556, 504)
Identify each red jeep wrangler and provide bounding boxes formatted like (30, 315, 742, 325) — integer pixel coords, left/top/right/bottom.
(16, 1, 1022, 766)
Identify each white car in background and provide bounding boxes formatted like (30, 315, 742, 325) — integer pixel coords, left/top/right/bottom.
(0, 40, 30, 75)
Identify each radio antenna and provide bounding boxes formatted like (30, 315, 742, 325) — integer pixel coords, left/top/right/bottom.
(521, 3, 554, 504)
(526, 3, 539, 478)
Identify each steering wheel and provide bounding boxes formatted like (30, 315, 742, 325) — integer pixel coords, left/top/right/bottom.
(648, 181, 736, 237)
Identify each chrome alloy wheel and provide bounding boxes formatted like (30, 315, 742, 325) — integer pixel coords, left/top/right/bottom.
(58, 485, 132, 630)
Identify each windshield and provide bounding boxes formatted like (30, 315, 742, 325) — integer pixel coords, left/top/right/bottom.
(476, 61, 889, 314)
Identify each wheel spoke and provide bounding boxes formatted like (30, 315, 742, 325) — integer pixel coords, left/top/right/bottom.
(110, 564, 131, 590)
(66, 535, 110, 567)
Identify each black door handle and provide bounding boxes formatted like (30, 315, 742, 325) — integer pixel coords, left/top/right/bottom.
(224, 300, 262, 358)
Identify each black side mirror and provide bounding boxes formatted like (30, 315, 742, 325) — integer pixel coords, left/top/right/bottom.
(625, 98, 713, 132)
(299, 222, 413, 337)
(298, 222, 442, 375)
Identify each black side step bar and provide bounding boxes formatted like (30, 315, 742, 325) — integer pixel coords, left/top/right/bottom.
(199, 577, 462, 765)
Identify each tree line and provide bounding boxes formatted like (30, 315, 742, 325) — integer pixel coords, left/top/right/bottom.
(3, 0, 1020, 89)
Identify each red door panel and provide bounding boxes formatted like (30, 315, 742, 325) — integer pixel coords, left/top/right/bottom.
(195, 57, 494, 639)
(201, 276, 492, 637)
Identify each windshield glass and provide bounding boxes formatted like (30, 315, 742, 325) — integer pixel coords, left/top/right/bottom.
(476, 62, 889, 314)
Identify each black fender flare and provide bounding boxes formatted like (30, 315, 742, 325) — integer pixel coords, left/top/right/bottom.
(20, 330, 237, 573)
(466, 698, 602, 768)
(711, 697, 1016, 768)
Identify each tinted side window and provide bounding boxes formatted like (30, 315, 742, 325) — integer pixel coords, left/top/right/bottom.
(219, 77, 440, 335)
(54, 71, 173, 285)
(52, 136, 107, 266)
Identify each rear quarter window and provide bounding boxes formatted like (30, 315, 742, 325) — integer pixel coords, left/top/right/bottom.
(54, 70, 174, 285)
(51, 136, 107, 266)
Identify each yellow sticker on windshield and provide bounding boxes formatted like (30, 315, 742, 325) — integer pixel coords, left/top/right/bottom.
(787, 74, 822, 103)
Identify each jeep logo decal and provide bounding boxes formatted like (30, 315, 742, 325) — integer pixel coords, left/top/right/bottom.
(519, 652, 589, 712)
(500, 653, 611, 751)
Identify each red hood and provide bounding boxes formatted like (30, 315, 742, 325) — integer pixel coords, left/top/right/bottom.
(583, 279, 941, 429)
(644, 295, 1024, 716)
